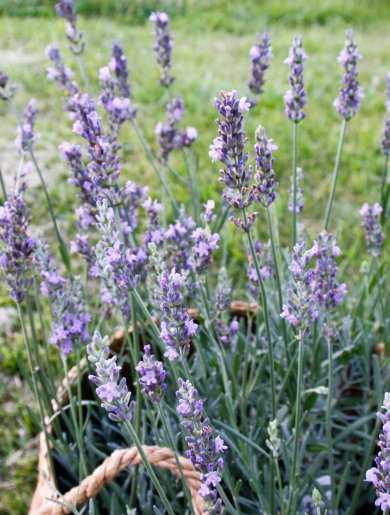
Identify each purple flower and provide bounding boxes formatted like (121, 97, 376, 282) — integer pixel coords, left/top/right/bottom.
(381, 73, 390, 157)
(87, 331, 135, 422)
(311, 231, 347, 311)
(201, 200, 216, 225)
(55, 0, 76, 23)
(165, 206, 196, 274)
(155, 96, 197, 162)
(149, 12, 174, 87)
(95, 201, 142, 318)
(71, 93, 120, 202)
(16, 99, 39, 153)
(55, 0, 83, 52)
(157, 268, 198, 360)
(34, 239, 91, 355)
(46, 43, 79, 100)
(176, 378, 227, 514)
(210, 90, 255, 230)
(0, 70, 8, 89)
(365, 393, 390, 512)
(284, 36, 308, 123)
(246, 240, 273, 299)
(280, 241, 319, 330)
(191, 227, 220, 273)
(247, 29, 272, 101)
(333, 29, 364, 120)
(143, 197, 164, 246)
(135, 345, 167, 403)
(288, 167, 304, 214)
(0, 194, 35, 303)
(253, 125, 278, 207)
(99, 42, 137, 135)
(359, 203, 384, 257)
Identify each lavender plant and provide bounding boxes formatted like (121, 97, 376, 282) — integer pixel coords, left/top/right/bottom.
(0, 12, 389, 515)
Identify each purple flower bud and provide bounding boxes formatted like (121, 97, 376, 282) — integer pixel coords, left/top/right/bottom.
(365, 393, 390, 512)
(34, 239, 91, 355)
(136, 345, 167, 403)
(253, 125, 278, 207)
(176, 378, 227, 513)
(0, 70, 9, 88)
(150, 12, 174, 87)
(157, 268, 198, 360)
(55, 0, 76, 24)
(16, 99, 39, 153)
(280, 241, 318, 330)
(87, 331, 135, 422)
(284, 36, 308, 123)
(247, 29, 272, 101)
(311, 231, 347, 311)
(46, 43, 79, 100)
(155, 96, 197, 161)
(191, 227, 220, 273)
(0, 194, 35, 303)
(359, 203, 384, 257)
(333, 29, 364, 120)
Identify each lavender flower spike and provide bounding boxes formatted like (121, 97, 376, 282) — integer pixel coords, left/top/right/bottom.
(176, 378, 227, 514)
(381, 73, 390, 157)
(158, 268, 198, 361)
(88, 331, 135, 422)
(359, 203, 384, 257)
(149, 12, 174, 87)
(191, 227, 220, 273)
(365, 393, 390, 512)
(16, 99, 39, 153)
(0, 194, 35, 303)
(311, 231, 347, 311)
(284, 36, 308, 123)
(135, 345, 167, 403)
(210, 90, 256, 230)
(55, 0, 84, 53)
(253, 125, 278, 207)
(46, 43, 79, 97)
(247, 28, 272, 101)
(333, 29, 364, 121)
(280, 240, 318, 330)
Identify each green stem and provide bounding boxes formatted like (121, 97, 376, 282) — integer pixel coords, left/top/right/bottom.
(124, 421, 175, 515)
(243, 207, 276, 419)
(267, 207, 290, 363)
(287, 329, 304, 513)
(326, 332, 336, 513)
(380, 155, 389, 224)
(76, 53, 92, 97)
(324, 119, 347, 230)
(292, 122, 298, 245)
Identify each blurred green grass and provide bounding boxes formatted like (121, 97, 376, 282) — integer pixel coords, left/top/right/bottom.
(0, 1, 389, 512)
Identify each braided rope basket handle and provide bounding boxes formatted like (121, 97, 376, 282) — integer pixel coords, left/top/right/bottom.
(33, 443, 203, 515)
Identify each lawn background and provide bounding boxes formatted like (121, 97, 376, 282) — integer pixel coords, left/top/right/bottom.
(0, 1, 389, 513)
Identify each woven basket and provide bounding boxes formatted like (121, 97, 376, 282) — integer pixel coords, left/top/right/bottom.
(29, 301, 257, 514)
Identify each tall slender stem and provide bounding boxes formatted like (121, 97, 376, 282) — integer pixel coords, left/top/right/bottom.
(292, 123, 298, 245)
(287, 329, 304, 513)
(124, 421, 175, 515)
(76, 53, 92, 97)
(242, 208, 276, 419)
(324, 119, 347, 230)
(374, 257, 389, 351)
(326, 331, 336, 513)
(267, 208, 290, 364)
